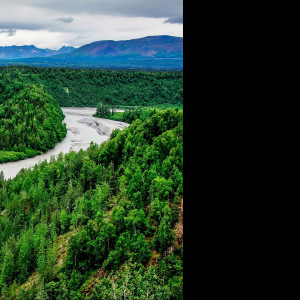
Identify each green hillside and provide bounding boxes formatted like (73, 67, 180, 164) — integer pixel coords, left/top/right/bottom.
(0, 84, 67, 163)
(0, 109, 183, 299)
(0, 66, 183, 108)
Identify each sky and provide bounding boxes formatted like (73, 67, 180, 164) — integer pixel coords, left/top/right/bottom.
(0, 0, 183, 50)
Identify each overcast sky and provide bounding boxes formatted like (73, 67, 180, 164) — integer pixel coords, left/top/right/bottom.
(0, 0, 183, 50)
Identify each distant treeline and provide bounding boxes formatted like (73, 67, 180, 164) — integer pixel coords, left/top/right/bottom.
(0, 66, 183, 108)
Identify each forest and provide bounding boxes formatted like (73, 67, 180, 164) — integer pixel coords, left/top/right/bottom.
(0, 66, 183, 108)
(0, 83, 67, 163)
(0, 108, 183, 299)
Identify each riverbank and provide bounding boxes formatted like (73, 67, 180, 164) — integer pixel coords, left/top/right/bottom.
(0, 108, 129, 179)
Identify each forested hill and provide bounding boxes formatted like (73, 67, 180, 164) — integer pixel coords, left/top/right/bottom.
(0, 66, 183, 108)
(0, 84, 67, 163)
(0, 109, 183, 299)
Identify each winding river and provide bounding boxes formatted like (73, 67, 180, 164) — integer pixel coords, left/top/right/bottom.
(0, 108, 129, 180)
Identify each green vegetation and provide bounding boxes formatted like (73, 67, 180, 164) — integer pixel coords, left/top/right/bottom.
(94, 105, 182, 124)
(100, 107, 169, 124)
(96, 102, 111, 118)
(0, 66, 183, 108)
(0, 83, 67, 163)
(0, 108, 183, 299)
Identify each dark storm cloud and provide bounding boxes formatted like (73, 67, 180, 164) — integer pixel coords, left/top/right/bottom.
(0, 0, 183, 33)
(0, 0, 183, 49)
(56, 17, 74, 23)
(29, 0, 183, 20)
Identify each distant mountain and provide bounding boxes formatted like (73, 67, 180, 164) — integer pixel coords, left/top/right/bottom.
(51, 46, 76, 55)
(62, 35, 182, 59)
(0, 45, 76, 60)
(0, 36, 183, 70)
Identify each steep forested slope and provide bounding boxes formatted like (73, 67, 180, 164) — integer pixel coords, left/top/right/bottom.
(0, 66, 183, 108)
(0, 109, 183, 299)
(0, 84, 67, 163)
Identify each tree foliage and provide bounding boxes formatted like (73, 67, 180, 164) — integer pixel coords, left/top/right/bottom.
(0, 66, 183, 108)
(0, 108, 183, 298)
(0, 83, 67, 163)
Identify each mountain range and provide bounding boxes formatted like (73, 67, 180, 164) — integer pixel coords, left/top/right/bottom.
(0, 36, 183, 70)
(0, 45, 76, 60)
(62, 35, 182, 58)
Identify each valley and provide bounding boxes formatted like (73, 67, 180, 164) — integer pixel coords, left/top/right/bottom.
(0, 66, 183, 299)
(0, 0, 184, 296)
(0, 108, 129, 179)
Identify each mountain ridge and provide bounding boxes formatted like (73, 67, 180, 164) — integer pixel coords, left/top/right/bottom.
(60, 35, 183, 59)
(0, 36, 183, 70)
(0, 45, 76, 60)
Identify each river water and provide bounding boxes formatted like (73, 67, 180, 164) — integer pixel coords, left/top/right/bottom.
(0, 108, 129, 179)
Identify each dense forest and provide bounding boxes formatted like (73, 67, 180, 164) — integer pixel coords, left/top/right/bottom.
(0, 83, 67, 163)
(0, 108, 183, 299)
(95, 104, 169, 124)
(0, 66, 183, 108)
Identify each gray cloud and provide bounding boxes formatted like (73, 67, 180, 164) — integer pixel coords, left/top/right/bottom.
(26, 0, 183, 19)
(56, 17, 74, 23)
(164, 15, 183, 24)
(0, 1, 183, 33)
(0, 0, 183, 49)
(0, 29, 17, 36)
(0, 22, 46, 31)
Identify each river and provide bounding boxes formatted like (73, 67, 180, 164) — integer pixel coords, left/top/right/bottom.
(0, 107, 129, 179)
